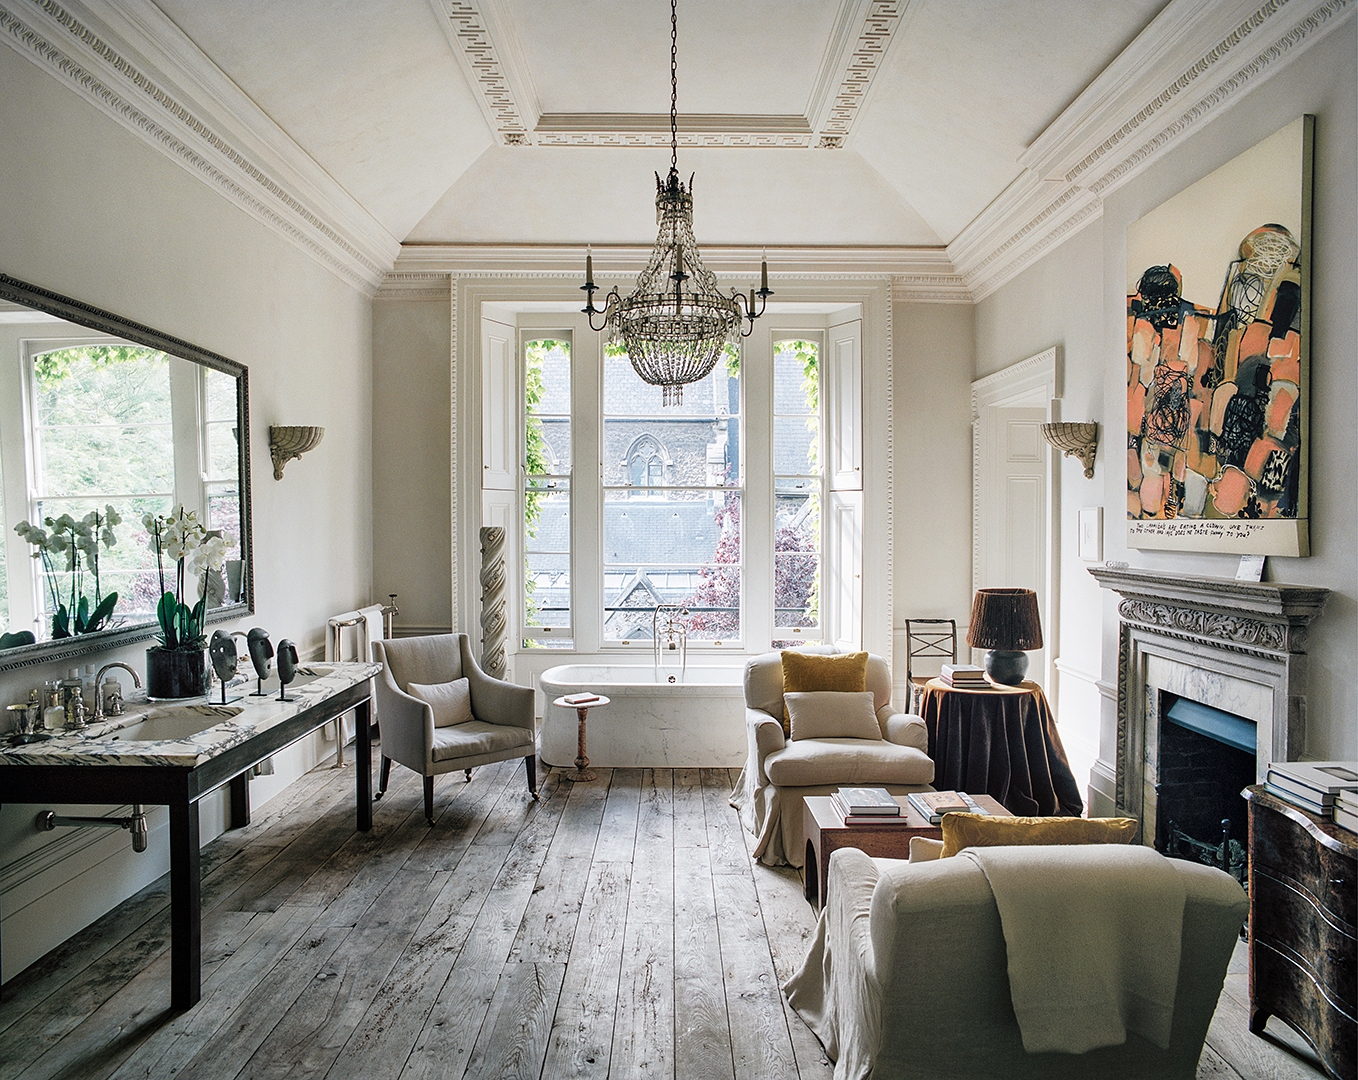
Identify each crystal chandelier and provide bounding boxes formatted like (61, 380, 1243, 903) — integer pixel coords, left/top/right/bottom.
(581, 0, 771, 405)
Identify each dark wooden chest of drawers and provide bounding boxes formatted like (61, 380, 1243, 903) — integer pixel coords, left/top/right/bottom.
(1244, 785, 1356, 1080)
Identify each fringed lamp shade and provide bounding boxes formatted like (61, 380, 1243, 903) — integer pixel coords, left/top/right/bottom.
(966, 589, 1043, 684)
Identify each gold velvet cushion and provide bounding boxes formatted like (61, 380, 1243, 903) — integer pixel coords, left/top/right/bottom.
(785, 690, 881, 741)
(939, 814, 1138, 858)
(779, 650, 869, 735)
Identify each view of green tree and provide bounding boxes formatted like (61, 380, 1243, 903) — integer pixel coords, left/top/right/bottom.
(26, 346, 176, 629)
(523, 340, 568, 645)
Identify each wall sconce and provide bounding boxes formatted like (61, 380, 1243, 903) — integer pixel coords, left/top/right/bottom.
(268, 425, 324, 480)
(1041, 422, 1098, 478)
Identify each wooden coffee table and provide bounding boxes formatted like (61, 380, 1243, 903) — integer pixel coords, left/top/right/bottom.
(803, 793, 1009, 909)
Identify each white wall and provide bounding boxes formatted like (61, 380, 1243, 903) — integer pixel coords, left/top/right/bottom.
(372, 296, 454, 635)
(0, 43, 374, 980)
(975, 20, 1357, 812)
(891, 301, 975, 696)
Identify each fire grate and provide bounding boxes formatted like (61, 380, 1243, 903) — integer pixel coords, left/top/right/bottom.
(1163, 816, 1247, 887)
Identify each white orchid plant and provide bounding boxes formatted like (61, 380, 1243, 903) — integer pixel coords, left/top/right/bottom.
(143, 505, 235, 651)
(14, 506, 121, 638)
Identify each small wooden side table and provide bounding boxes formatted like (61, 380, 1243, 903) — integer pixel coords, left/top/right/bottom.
(553, 695, 609, 782)
(803, 793, 1008, 909)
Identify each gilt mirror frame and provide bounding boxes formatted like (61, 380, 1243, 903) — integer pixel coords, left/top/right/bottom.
(0, 273, 254, 673)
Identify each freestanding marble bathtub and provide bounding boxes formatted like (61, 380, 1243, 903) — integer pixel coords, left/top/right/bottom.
(539, 664, 747, 768)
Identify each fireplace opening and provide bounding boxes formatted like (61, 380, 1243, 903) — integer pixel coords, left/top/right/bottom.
(1155, 694, 1255, 884)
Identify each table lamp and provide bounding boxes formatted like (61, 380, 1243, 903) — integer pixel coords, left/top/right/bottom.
(966, 588, 1043, 685)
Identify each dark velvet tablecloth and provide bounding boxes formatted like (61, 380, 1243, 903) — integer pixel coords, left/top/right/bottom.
(919, 678, 1084, 817)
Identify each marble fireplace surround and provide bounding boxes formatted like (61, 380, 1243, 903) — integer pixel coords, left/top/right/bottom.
(1089, 566, 1330, 844)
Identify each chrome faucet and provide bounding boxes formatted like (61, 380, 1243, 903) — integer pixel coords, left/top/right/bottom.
(92, 662, 142, 723)
(652, 604, 689, 682)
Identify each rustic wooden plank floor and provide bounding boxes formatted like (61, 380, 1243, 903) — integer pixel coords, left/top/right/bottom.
(0, 755, 1330, 1080)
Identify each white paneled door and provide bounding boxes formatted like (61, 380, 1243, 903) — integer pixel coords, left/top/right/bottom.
(972, 350, 1057, 690)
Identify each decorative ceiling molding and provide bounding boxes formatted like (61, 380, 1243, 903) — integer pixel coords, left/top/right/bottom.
(432, 0, 531, 143)
(951, 0, 1352, 301)
(0, 0, 399, 294)
(381, 244, 972, 301)
(436, 0, 905, 148)
(533, 112, 816, 148)
(809, 0, 910, 144)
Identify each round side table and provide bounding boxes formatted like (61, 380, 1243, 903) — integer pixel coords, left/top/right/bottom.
(553, 695, 609, 781)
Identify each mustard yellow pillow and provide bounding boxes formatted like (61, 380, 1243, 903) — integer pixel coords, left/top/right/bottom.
(939, 814, 1138, 858)
(779, 651, 869, 735)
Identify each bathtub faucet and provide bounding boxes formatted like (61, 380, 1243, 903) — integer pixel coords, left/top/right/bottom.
(652, 604, 689, 682)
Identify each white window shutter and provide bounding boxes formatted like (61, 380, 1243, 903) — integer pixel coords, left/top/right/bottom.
(827, 318, 862, 491)
(480, 317, 515, 491)
(827, 490, 863, 652)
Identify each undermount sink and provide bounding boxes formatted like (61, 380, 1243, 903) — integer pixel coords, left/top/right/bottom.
(108, 705, 245, 742)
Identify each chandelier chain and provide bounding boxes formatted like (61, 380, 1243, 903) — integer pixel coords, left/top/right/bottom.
(580, 0, 770, 405)
(670, 0, 678, 175)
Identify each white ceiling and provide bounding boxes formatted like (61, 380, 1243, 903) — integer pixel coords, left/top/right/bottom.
(6, 0, 1347, 296)
(150, 0, 1166, 246)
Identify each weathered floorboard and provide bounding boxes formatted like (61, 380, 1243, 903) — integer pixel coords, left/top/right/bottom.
(0, 755, 1327, 1080)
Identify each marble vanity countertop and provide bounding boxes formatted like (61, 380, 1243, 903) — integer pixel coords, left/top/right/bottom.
(0, 662, 380, 768)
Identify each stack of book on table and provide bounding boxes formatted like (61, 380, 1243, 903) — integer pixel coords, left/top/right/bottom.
(1264, 760, 1358, 822)
(562, 693, 601, 705)
(940, 664, 989, 689)
(906, 790, 988, 824)
(832, 786, 907, 824)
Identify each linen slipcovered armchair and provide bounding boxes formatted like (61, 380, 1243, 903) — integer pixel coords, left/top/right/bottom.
(372, 633, 537, 823)
(785, 844, 1248, 1079)
(730, 648, 935, 867)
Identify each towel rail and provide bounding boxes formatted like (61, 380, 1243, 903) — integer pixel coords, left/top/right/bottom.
(324, 595, 398, 765)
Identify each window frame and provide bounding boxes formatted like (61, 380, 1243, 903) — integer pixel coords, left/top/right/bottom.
(520, 332, 575, 647)
(770, 331, 825, 647)
(8, 337, 219, 633)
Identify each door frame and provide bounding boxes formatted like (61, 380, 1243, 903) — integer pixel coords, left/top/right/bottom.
(971, 347, 1060, 693)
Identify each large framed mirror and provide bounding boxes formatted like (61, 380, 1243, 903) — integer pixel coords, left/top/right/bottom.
(0, 274, 252, 673)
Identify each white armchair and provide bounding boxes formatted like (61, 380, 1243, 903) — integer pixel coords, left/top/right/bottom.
(730, 649, 935, 867)
(372, 633, 537, 823)
(785, 845, 1248, 1079)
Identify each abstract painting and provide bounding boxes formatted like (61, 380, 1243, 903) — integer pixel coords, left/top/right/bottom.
(1126, 115, 1312, 556)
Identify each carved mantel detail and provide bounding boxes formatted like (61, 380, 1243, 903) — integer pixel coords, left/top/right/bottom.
(1090, 566, 1330, 837)
(1117, 598, 1294, 653)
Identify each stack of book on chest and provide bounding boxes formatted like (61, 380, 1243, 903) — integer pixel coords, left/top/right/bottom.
(940, 664, 989, 688)
(1337, 790, 1358, 835)
(832, 786, 907, 824)
(906, 790, 988, 824)
(1264, 760, 1358, 823)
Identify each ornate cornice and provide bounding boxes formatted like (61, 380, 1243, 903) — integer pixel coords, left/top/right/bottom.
(952, 0, 1352, 301)
(384, 244, 972, 298)
(0, 0, 397, 294)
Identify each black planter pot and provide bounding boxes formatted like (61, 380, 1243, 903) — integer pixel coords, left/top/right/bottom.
(146, 646, 209, 699)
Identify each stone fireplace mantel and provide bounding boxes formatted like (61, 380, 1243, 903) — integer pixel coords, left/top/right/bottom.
(1090, 566, 1330, 841)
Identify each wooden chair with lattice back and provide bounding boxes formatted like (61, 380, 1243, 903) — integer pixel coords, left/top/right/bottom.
(905, 618, 957, 711)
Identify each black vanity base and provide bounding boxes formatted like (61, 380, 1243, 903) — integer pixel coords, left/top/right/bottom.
(0, 679, 373, 1009)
